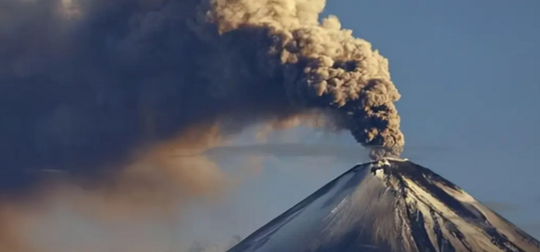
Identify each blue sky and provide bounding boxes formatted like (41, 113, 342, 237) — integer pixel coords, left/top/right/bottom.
(29, 1, 540, 251)
(209, 0, 540, 243)
(330, 0, 540, 229)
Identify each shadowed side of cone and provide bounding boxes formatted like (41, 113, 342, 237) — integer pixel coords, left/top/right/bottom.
(227, 159, 540, 252)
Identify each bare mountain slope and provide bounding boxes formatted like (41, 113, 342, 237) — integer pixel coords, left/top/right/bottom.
(227, 159, 540, 252)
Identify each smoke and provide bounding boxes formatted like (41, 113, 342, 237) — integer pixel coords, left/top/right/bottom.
(0, 0, 403, 250)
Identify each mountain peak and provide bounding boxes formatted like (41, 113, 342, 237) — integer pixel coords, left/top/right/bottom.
(227, 160, 540, 252)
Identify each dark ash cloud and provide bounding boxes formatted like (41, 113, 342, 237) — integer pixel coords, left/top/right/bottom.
(0, 0, 404, 250)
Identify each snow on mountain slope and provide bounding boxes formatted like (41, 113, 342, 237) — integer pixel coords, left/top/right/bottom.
(227, 159, 540, 252)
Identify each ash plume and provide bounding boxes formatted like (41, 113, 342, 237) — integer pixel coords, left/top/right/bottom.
(0, 0, 404, 250)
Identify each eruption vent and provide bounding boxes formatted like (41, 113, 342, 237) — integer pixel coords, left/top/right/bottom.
(227, 159, 540, 252)
(1, 0, 403, 250)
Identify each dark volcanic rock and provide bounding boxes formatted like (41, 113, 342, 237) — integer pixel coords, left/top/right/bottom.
(227, 159, 540, 252)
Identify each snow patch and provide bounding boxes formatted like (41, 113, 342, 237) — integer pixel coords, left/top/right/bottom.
(227, 160, 540, 252)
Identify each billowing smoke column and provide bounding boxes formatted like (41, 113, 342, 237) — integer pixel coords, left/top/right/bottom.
(208, 0, 404, 157)
(0, 0, 403, 250)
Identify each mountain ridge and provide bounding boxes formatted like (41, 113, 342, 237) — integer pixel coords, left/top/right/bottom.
(226, 159, 540, 252)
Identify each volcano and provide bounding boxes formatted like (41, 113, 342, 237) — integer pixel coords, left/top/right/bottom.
(226, 158, 540, 252)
